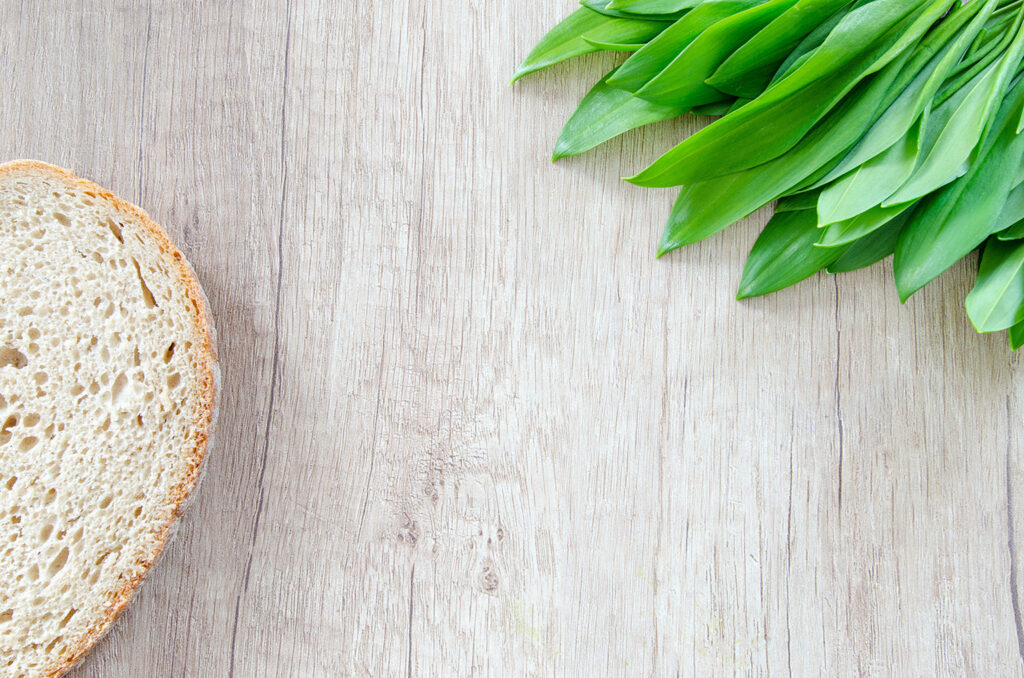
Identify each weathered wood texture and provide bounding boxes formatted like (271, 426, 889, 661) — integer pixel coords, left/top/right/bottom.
(0, 1, 1021, 675)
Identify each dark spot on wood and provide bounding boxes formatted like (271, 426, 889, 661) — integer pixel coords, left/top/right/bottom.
(480, 566, 499, 594)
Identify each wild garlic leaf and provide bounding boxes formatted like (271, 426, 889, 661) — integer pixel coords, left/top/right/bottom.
(632, 0, 800, 107)
(1010, 319, 1024, 350)
(816, 119, 922, 227)
(707, 0, 853, 98)
(818, 202, 913, 247)
(691, 99, 737, 115)
(998, 219, 1024, 242)
(966, 238, 1024, 332)
(512, 8, 669, 83)
(826, 210, 911, 273)
(885, 63, 1012, 205)
(553, 68, 687, 159)
(629, 0, 949, 187)
(737, 209, 848, 298)
(894, 71, 1024, 300)
(579, 0, 688, 19)
(775, 191, 821, 212)
(658, 50, 909, 253)
(992, 181, 1024, 235)
(607, 0, 705, 14)
(766, 3, 854, 87)
(810, 0, 994, 187)
(582, 37, 651, 50)
(608, 0, 771, 92)
(887, 9, 1024, 204)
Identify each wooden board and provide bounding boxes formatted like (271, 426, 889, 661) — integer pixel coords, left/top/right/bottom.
(0, 1, 1022, 675)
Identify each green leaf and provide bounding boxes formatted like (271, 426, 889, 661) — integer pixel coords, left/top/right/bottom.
(707, 0, 853, 98)
(939, 7, 1021, 103)
(826, 210, 910, 273)
(818, 201, 912, 247)
(737, 209, 848, 298)
(579, 0, 687, 19)
(512, 8, 669, 82)
(966, 239, 1024, 332)
(894, 72, 1024, 300)
(888, 8, 1024, 205)
(691, 99, 736, 115)
(885, 60, 1013, 205)
(607, 0, 704, 14)
(775, 191, 820, 212)
(808, 0, 994, 187)
(632, 0, 801, 107)
(608, 0, 770, 92)
(766, 3, 855, 87)
(628, 0, 949, 187)
(657, 47, 910, 254)
(993, 182, 1024, 236)
(1010, 319, 1024, 350)
(998, 219, 1024, 242)
(815, 119, 921, 227)
(552, 69, 686, 160)
(582, 37, 650, 50)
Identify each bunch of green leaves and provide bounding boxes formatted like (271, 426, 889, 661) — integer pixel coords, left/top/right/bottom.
(514, 0, 1024, 348)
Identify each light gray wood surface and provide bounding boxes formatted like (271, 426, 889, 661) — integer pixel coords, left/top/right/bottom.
(0, 1, 1022, 676)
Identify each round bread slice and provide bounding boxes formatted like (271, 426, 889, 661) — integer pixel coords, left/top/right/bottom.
(0, 161, 219, 677)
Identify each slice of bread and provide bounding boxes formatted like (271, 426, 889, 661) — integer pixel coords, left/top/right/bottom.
(0, 161, 219, 677)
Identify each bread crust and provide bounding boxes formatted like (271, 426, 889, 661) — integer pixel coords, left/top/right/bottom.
(0, 160, 221, 678)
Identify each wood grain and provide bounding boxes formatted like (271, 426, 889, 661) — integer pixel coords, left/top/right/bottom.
(0, 0, 1021, 675)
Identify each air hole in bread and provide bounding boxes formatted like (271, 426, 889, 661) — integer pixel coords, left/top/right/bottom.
(57, 609, 76, 629)
(0, 347, 27, 369)
(110, 374, 128, 406)
(43, 634, 63, 653)
(104, 218, 123, 244)
(47, 548, 69, 576)
(2, 414, 19, 433)
(52, 212, 69, 227)
(131, 258, 157, 308)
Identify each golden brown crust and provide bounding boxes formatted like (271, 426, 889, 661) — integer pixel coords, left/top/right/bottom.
(0, 160, 220, 678)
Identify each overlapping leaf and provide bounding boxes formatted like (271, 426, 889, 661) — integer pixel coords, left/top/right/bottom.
(515, 0, 1024, 348)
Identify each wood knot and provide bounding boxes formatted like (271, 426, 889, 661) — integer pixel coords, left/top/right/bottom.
(480, 565, 499, 594)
